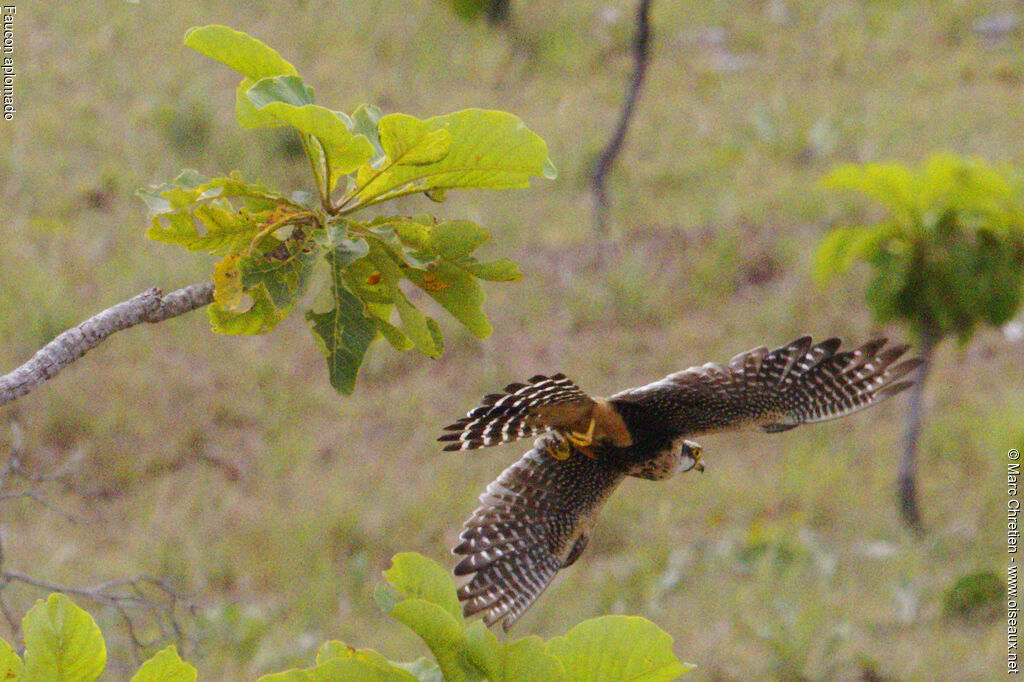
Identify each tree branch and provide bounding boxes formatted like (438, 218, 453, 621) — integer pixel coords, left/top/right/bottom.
(0, 429, 197, 658)
(0, 283, 214, 408)
(0, 571, 195, 657)
(591, 0, 655, 233)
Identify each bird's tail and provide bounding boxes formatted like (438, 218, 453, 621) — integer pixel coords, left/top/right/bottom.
(439, 373, 592, 451)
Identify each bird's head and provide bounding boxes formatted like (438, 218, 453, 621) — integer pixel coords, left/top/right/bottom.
(680, 439, 704, 474)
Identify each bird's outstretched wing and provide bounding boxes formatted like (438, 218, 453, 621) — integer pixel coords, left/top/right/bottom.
(453, 437, 625, 630)
(610, 336, 922, 438)
(439, 374, 596, 451)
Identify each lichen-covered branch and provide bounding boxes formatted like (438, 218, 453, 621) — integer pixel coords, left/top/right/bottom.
(591, 0, 655, 233)
(0, 282, 214, 408)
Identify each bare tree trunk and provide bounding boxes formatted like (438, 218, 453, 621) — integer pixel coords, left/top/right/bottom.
(898, 326, 936, 535)
(591, 0, 654, 233)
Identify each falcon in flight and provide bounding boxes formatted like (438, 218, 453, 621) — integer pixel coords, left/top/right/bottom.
(439, 336, 920, 630)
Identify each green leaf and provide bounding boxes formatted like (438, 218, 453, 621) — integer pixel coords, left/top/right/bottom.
(247, 74, 316, 108)
(404, 263, 491, 338)
(246, 83, 374, 190)
(315, 641, 352, 665)
(821, 153, 1024, 343)
(213, 252, 245, 308)
(366, 304, 415, 351)
(373, 582, 400, 614)
(462, 259, 522, 282)
(240, 231, 318, 308)
(209, 284, 288, 335)
(350, 109, 555, 208)
(184, 25, 298, 80)
(822, 161, 921, 225)
(325, 227, 371, 267)
(383, 552, 464, 623)
(236, 77, 281, 129)
(494, 635, 565, 682)
(308, 641, 419, 681)
(23, 593, 107, 682)
(424, 220, 490, 259)
(130, 646, 197, 682)
(366, 243, 443, 357)
(306, 253, 377, 394)
(258, 658, 414, 682)
(0, 639, 25, 680)
(460, 622, 502, 677)
(140, 174, 281, 255)
(546, 616, 694, 682)
(460, 623, 564, 682)
(387, 600, 483, 682)
(391, 658, 444, 682)
(138, 171, 282, 218)
(389, 218, 519, 336)
(351, 104, 386, 163)
(378, 114, 453, 165)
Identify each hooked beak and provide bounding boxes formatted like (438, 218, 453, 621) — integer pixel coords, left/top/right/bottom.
(683, 440, 704, 474)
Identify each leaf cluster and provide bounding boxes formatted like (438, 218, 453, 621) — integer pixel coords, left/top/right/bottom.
(0, 593, 195, 681)
(0, 556, 692, 681)
(815, 153, 1024, 343)
(263, 552, 693, 681)
(138, 25, 555, 393)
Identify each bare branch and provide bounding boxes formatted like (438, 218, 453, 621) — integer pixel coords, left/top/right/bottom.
(591, 0, 655, 233)
(0, 429, 197, 656)
(0, 282, 214, 408)
(0, 571, 195, 654)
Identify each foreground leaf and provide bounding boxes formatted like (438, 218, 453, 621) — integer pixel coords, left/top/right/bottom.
(461, 624, 563, 682)
(130, 646, 197, 682)
(0, 639, 25, 680)
(383, 553, 464, 622)
(546, 616, 693, 682)
(23, 594, 107, 682)
(388, 600, 482, 682)
(258, 658, 414, 682)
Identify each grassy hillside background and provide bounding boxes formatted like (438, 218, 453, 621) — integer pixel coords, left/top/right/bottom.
(0, 1, 1020, 679)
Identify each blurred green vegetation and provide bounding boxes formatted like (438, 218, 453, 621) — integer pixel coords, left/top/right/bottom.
(0, 1, 1019, 679)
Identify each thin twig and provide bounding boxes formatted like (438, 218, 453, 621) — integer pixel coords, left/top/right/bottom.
(591, 0, 655, 233)
(0, 571, 195, 653)
(0, 282, 214, 408)
(0, 491, 79, 524)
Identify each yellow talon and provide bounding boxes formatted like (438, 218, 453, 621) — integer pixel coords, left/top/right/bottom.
(565, 417, 596, 449)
